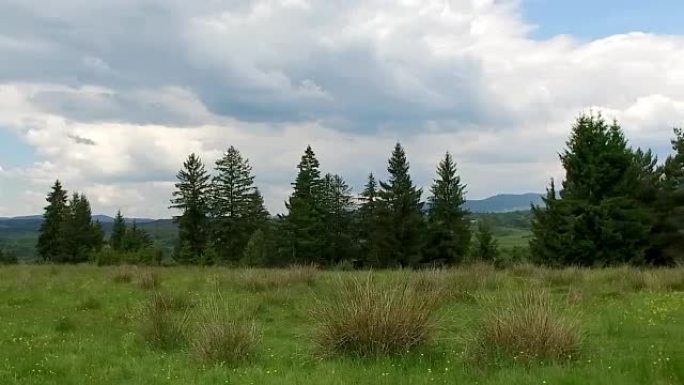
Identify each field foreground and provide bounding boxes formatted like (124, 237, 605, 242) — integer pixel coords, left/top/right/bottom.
(0, 265, 682, 385)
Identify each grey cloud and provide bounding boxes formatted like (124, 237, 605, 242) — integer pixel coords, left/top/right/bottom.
(0, 0, 513, 132)
(67, 133, 96, 145)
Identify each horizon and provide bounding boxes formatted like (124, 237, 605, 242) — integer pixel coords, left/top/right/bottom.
(1, 0, 683, 217)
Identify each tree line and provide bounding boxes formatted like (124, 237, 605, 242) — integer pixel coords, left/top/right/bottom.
(34, 113, 683, 267)
(169, 144, 475, 267)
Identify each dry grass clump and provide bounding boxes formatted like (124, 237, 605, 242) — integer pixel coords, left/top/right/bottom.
(139, 291, 190, 350)
(191, 293, 259, 366)
(312, 274, 442, 357)
(137, 269, 161, 290)
(112, 265, 136, 283)
(473, 289, 581, 363)
(542, 267, 584, 287)
(238, 265, 318, 292)
(642, 268, 684, 291)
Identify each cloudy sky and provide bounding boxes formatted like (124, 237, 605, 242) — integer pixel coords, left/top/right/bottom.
(1, 0, 683, 218)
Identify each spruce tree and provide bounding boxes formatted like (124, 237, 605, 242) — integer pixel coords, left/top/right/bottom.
(647, 128, 684, 265)
(64, 193, 101, 262)
(110, 210, 127, 251)
(210, 146, 267, 262)
(377, 143, 425, 267)
(530, 115, 653, 266)
(37, 180, 69, 262)
(320, 173, 355, 265)
(358, 173, 381, 266)
(474, 220, 498, 262)
(283, 145, 325, 264)
(170, 153, 211, 263)
(425, 152, 471, 265)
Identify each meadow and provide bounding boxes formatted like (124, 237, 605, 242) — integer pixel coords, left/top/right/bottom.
(0, 264, 682, 385)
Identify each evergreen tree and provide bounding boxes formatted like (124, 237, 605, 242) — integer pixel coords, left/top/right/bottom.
(320, 173, 355, 265)
(425, 152, 471, 265)
(283, 145, 325, 264)
(474, 220, 498, 262)
(647, 128, 684, 265)
(241, 228, 268, 266)
(123, 221, 153, 252)
(64, 193, 102, 262)
(37, 180, 69, 262)
(170, 153, 211, 263)
(377, 143, 425, 267)
(210, 146, 268, 262)
(110, 210, 127, 251)
(357, 173, 381, 266)
(530, 115, 653, 266)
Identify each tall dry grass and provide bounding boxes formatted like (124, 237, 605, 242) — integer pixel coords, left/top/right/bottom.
(472, 288, 581, 363)
(190, 293, 259, 366)
(312, 274, 442, 357)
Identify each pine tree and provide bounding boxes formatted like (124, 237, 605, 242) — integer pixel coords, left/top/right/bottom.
(283, 145, 325, 264)
(474, 220, 498, 262)
(425, 152, 471, 265)
(170, 153, 211, 263)
(647, 128, 684, 265)
(37, 180, 69, 262)
(110, 210, 127, 251)
(377, 143, 425, 267)
(320, 173, 355, 265)
(531, 115, 653, 266)
(64, 193, 101, 262)
(358, 173, 381, 266)
(123, 221, 153, 252)
(210, 146, 267, 262)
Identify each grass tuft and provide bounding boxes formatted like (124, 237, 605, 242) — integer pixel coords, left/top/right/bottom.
(139, 291, 189, 350)
(191, 293, 259, 366)
(112, 265, 136, 283)
(473, 288, 581, 363)
(312, 274, 442, 357)
(238, 265, 318, 292)
(137, 269, 161, 290)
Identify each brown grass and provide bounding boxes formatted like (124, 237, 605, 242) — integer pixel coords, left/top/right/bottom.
(137, 269, 161, 290)
(112, 265, 136, 283)
(238, 265, 318, 292)
(139, 291, 189, 350)
(191, 293, 259, 366)
(473, 289, 581, 363)
(312, 274, 442, 357)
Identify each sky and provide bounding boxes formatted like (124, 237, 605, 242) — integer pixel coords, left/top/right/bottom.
(0, 0, 683, 218)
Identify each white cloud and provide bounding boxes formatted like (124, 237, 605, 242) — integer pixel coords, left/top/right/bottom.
(0, 0, 683, 217)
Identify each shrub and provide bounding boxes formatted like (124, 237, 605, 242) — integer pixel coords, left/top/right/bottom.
(0, 249, 18, 265)
(191, 294, 259, 366)
(312, 274, 442, 357)
(94, 247, 163, 266)
(473, 289, 581, 363)
(139, 291, 189, 350)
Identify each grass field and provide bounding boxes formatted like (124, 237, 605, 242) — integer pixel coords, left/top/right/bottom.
(0, 265, 682, 385)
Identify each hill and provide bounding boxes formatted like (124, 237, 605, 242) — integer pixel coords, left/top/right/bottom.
(465, 193, 543, 213)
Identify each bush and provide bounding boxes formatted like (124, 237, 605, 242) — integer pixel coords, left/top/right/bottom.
(139, 291, 189, 350)
(472, 289, 581, 363)
(191, 294, 259, 366)
(0, 249, 18, 265)
(312, 274, 442, 357)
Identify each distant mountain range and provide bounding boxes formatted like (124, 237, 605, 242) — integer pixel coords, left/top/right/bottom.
(464, 193, 543, 213)
(0, 193, 543, 225)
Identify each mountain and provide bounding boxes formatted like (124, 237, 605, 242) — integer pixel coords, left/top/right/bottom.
(465, 193, 543, 213)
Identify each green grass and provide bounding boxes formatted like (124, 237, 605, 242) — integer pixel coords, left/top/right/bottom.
(0, 265, 682, 384)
